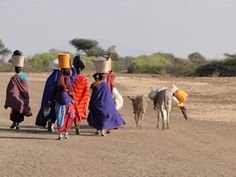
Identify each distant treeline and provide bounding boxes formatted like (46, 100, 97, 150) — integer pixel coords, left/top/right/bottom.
(1, 38, 236, 77)
(127, 52, 236, 77)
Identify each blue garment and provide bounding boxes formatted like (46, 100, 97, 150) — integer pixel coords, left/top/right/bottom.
(18, 73, 28, 81)
(70, 66, 77, 84)
(88, 82, 125, 130)
(41, 70, 59, 107)
(55, 102, 66, 128)
(39, 70, 59, 125)
(55, 91, 72, 105)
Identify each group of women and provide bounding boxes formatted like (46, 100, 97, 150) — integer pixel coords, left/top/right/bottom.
(4, 50, 125, 140)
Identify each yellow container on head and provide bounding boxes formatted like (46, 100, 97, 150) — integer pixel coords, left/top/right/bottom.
(58, 53, 70, 69)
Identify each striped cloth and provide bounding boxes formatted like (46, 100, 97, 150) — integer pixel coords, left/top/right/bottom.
(72, 74, 90, 123)
(55, 102, 66, 128)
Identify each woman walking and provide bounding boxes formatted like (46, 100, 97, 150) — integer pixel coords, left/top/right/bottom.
(88, 73, 125, 136)
(55, 53, 75, 140)
(4, 50, 32, 129)
(36, 59, 60, 132)
(72, 55, 90, 134)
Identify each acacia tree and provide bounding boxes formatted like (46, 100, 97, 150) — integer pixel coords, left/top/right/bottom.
(188, 52, 207, 65)
(0, 39, 11, 62)
(70, 38, 104, 56)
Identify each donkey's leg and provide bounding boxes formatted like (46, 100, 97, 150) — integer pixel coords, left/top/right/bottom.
(156, 109, 160, 128)
(140, 112, 144, 129)
(160, 105, 165, 130)
(166, 105, 171, 129)
(135, 114, 139, 128)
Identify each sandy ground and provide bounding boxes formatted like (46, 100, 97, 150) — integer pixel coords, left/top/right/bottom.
(0, 73, 236, 177)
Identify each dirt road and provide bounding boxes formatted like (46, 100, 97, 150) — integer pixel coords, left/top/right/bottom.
(0, 73, 235, 177)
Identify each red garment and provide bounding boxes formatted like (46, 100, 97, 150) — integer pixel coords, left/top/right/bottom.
(106, 72, 115, 93)
(5, 74, 32, 117)
(58, 103, 75, 133)
(57, 72, 72, 95)
(72, 74, 90, 125)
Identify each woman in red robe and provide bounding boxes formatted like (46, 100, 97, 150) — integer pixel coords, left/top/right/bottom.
(72, 55, 90, 134)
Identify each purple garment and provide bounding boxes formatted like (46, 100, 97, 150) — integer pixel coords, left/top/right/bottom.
(5, 74, 32, 117)
(88, 82, 125, 130)
(55, 73, 73, 105)
(55, 91, 72, 105)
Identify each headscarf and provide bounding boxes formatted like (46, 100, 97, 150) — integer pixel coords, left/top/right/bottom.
(73, 54, 85, 73)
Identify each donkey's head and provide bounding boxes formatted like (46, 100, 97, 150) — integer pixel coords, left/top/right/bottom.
(128, 95, 145, 114)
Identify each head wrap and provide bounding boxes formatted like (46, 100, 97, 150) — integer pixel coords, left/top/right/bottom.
(49, 59, 59, 70)
(73, 54, 85, 70)
(13, 50, 23, 56)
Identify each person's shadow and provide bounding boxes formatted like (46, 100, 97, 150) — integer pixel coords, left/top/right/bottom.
(0, 124, 98, 139)
(0, 127, 56, 140)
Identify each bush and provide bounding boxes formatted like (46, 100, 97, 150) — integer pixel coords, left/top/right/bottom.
(194, 58, 236, 77)
(127, 53, 198, 76)
(128, 53, 174, 74)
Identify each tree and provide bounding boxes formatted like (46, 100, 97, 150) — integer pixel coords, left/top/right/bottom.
(224, 53, 236, 60)
(105, 45, 119, 61)
(188, 52, 207, 65)
(29, 52, 58, 67)
(0, 39, 11, 62)
(70, 38, 104, 56)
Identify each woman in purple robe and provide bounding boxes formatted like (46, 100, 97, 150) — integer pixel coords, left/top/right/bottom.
(88, 73, 125, 136)
(4, 50, 32, 129)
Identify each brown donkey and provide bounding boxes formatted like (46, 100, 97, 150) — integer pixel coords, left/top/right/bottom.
(128, 95, 147, 128)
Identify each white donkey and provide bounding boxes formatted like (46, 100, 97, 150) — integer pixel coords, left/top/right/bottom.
(149, 87, 172, 130)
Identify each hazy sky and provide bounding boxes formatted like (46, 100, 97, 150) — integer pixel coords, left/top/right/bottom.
(1, 0, 236, 58)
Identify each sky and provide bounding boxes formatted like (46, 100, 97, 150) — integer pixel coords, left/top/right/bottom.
(1, 0, 236, 59)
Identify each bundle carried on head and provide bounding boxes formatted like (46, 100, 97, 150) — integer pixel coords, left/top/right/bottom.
(10, 50, 25, 67)
(93, 56, 112, 73)
(58, 53, 70, 69)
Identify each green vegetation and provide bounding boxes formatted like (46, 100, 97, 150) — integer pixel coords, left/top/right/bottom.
(70, 38, 104, 57)
(1, 38, 236, 76)
(127, 53, 202, 76)
(195, 57, 236, 77)
(0, 39, 11, 62)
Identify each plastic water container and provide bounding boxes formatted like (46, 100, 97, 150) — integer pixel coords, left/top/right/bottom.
(12, 55, 25, 67)
(174, 89, 188, 107)
(58, 53, 70, 69)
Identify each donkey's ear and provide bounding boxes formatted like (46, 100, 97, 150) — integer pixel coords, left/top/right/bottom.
(128, 96, 134, 101)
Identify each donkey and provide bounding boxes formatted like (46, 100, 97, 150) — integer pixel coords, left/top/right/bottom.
(128, 95, 147, 128)
(149, 88, 172, 130)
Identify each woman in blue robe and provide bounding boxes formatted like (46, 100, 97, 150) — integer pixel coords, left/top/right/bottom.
(36, 59, 77, 131)
(35, 60, 60, 130)
(88, 73, 125, 136)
